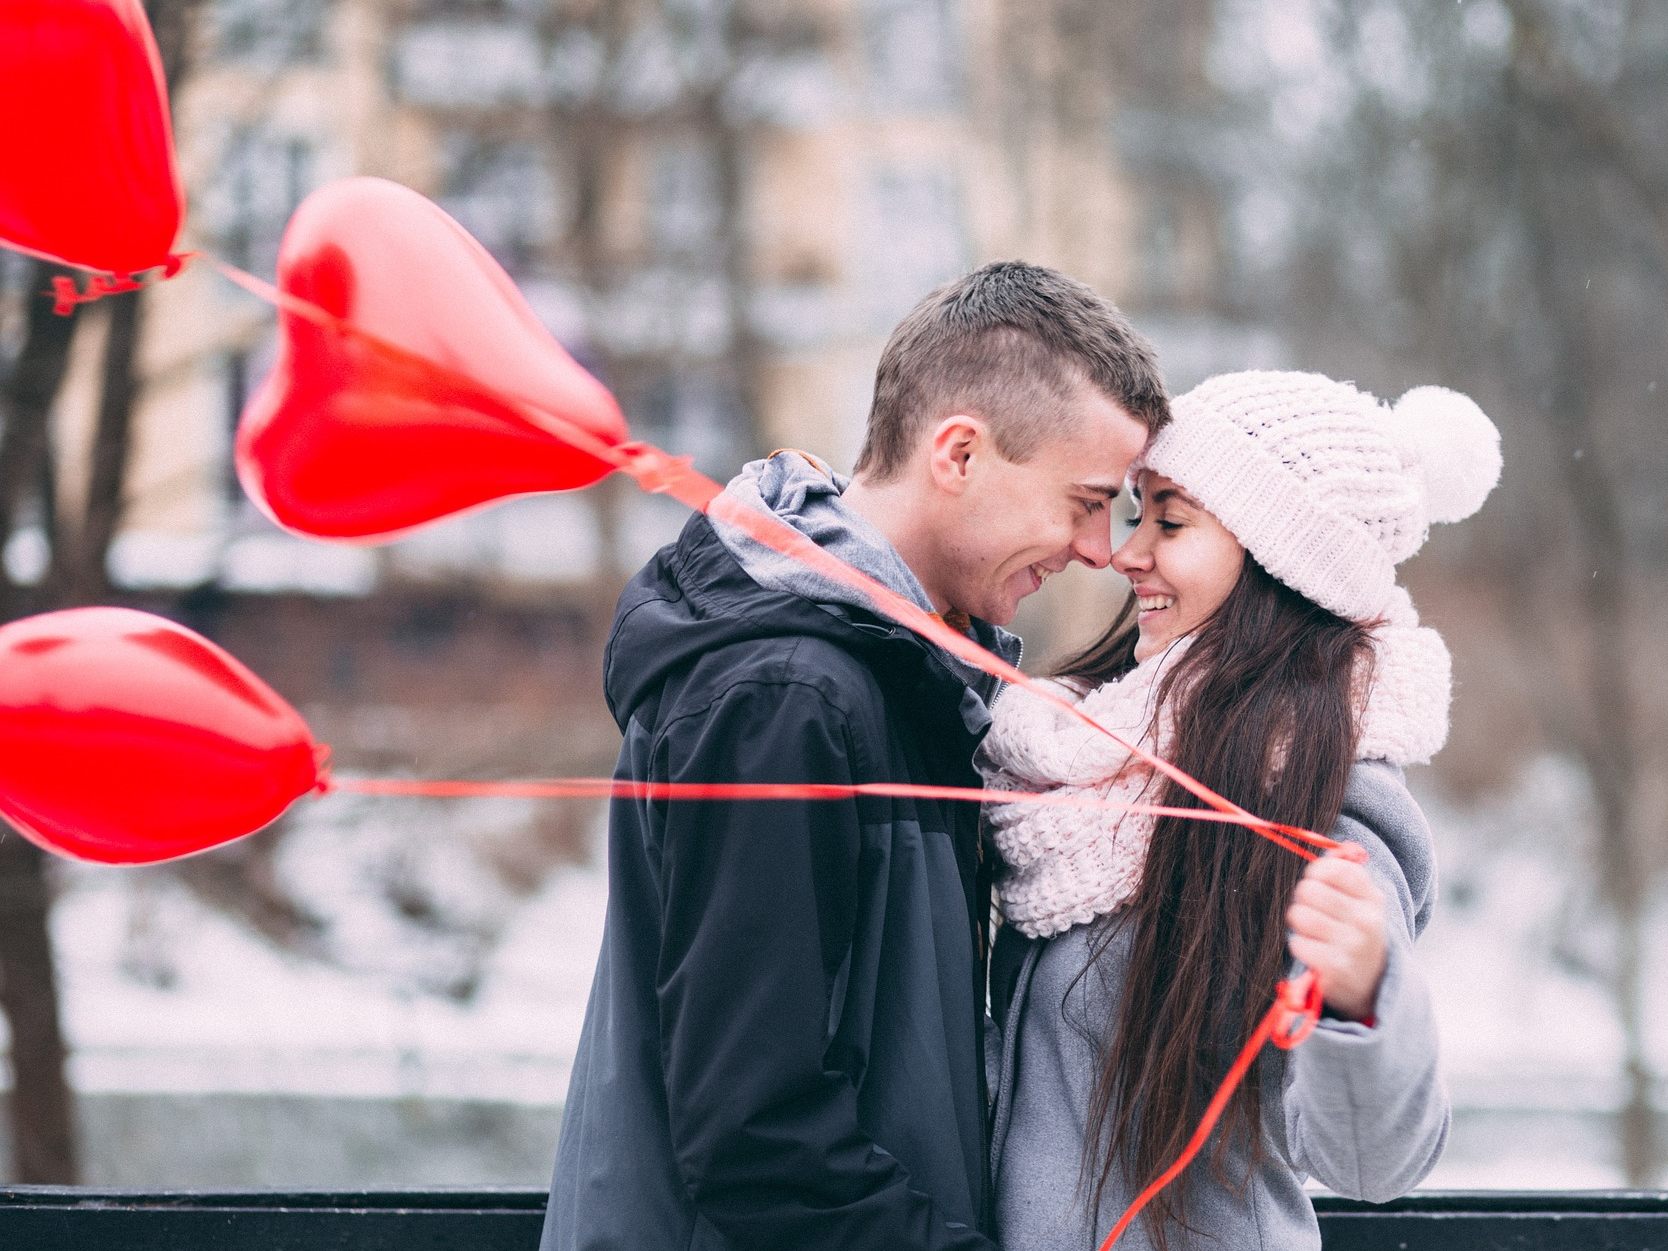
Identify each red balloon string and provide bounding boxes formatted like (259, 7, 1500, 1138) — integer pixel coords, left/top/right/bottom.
(201, 250, 1344, 1243)
(201, 248, 1337, 862)
(330, 773, 1321, 858)
(1096, 971, 1325, 1251)
(336, 769, 1340, 1248)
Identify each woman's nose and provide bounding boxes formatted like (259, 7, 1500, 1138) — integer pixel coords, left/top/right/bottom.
(1111, 531, 1150, 577)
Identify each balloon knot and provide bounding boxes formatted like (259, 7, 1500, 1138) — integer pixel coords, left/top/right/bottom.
(47, 272, 138, 314)
(47, 261, 183, 316)
(1271, 971, 1322, 1050)
(618, 442, 703, 497)
(51, 277, 80, 316)
(312, 743, 335, 794)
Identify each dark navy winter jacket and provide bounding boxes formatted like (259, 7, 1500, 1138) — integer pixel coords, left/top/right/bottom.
(541, 514, 1001, 1251)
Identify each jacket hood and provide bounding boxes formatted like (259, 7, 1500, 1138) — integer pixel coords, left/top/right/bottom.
(603, 514, 1002, 740)
(713, 452, 938, 622)
(713, 452, 1021, 693)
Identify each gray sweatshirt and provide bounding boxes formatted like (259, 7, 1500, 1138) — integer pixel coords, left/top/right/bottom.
(987, 761, 1450, 1250)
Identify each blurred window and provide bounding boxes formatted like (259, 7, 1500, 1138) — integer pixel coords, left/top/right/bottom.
(391, 20, 543, 108)
(647, 138, 723, 262)
(210, 0, 328, 66)
(861, 0, 962, 112)
(436, 133, 559, 276)
(406, 0, 555, 17)
(858, 166, 970, 331)
(197, 127, 316, 278)
(635, 365, 742, 474)
(724, 45, 839, 127)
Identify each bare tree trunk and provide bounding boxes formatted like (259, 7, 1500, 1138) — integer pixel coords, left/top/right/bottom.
(556, 0, 628, 591)
(1500, 0, 1668, 271)
(1562, 409, 1657, 1187)
(0, 0, 188, 1176)
(0, 263, 86, 1183)
(1523, 159, 1661, 1183)
(0, 836, 77, 1183)
(0, 289, 149, 1183)
(46, 293, 145, 607)
(707, 103, 764, 462)
(0, 264, 81, 599)
(1565, 437, 1657, 1186)
(697, 2, 764, 464)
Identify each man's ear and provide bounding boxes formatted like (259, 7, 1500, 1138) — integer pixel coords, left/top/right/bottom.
(926, 415, 983, 496)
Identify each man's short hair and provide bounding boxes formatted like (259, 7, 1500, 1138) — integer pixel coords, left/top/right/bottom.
(853, 261, 1169, 481)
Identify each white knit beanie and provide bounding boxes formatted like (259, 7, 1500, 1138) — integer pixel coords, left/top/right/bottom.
(1134, 370, 1503, 764)
(1137, 371, 1501, 624)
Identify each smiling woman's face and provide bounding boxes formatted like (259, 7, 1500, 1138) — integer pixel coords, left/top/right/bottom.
(1110, 471, 1246, 662)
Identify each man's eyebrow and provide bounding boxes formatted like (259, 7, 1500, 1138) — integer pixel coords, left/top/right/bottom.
(1076, 482, 1123, 499)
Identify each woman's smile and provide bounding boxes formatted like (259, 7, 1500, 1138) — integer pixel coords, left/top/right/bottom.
(1112, 472, 1245, 661)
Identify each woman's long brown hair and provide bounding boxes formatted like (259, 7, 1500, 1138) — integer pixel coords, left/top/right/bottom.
(1056, 555, 1375, 1248)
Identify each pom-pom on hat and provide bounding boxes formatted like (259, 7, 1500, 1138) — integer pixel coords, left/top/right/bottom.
(1136, 371, 1502, 623)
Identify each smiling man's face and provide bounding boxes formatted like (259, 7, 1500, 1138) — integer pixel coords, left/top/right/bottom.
(928, 383, 1151, 626)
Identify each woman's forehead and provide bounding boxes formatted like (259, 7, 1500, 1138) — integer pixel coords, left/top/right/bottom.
(1132, 470, 1201, 507)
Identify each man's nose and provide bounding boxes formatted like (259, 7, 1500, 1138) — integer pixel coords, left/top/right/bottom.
(1071, 514, 1115, 570)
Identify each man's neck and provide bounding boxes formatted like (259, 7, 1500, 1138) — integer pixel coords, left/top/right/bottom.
(841, 473, 949, 614)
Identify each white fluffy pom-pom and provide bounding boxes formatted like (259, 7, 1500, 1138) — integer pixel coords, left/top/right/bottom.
(1390, 386, 1503, 524)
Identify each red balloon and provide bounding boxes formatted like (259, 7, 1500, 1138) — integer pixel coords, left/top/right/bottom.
(236, 177, 631, 541)
(0, 0, 184, 275)
(0, 608, 325, 864)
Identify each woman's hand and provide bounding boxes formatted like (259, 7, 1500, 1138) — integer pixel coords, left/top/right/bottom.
(1286, 849, 1387, 1023)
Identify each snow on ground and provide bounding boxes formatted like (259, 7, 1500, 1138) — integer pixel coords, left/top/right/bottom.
(11, 752, 1664, 1188)
(51, 805, 609, 1104)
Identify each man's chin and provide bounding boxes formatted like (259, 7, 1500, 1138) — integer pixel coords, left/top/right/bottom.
(942, 599, 1015, 628)
(982, 594, 1023, 628)
(945, 580, 1027, 627)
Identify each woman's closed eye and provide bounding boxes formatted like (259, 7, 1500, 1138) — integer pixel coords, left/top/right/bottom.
(1124, 514, 1181, 532)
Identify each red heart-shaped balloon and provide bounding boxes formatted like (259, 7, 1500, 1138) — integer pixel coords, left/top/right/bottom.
(0, 0, 183, 275)
(235, 177, 631, 541)
(0, 608, 325, 864)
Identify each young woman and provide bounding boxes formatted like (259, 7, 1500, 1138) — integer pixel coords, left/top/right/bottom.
(978, 370, 1501, 1250)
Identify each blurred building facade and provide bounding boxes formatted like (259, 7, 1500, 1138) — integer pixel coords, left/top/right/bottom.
(7, 0, 1665, 1194)
(72, 0, 1222, 605)
(3, 0, 1242, 1190)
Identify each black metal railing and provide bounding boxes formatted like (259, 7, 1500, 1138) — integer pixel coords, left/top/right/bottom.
(0, 1187, 1665, 1250)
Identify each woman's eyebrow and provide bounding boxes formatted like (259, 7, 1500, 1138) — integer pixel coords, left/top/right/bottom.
(1149, 486, 1201, 508)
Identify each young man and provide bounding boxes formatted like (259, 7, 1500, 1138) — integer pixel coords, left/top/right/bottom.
(542, 261, 1168, 1251)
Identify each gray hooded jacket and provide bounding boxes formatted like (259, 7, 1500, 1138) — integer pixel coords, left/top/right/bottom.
(988, 761, 1450, 1250)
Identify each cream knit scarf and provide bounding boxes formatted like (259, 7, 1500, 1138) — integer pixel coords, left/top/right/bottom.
(978, 595, 1452, 939)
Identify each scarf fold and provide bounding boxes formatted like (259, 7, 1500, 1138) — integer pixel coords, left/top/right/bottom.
(977, 644, 1185, 939)
(979, 593, 1450, 939)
